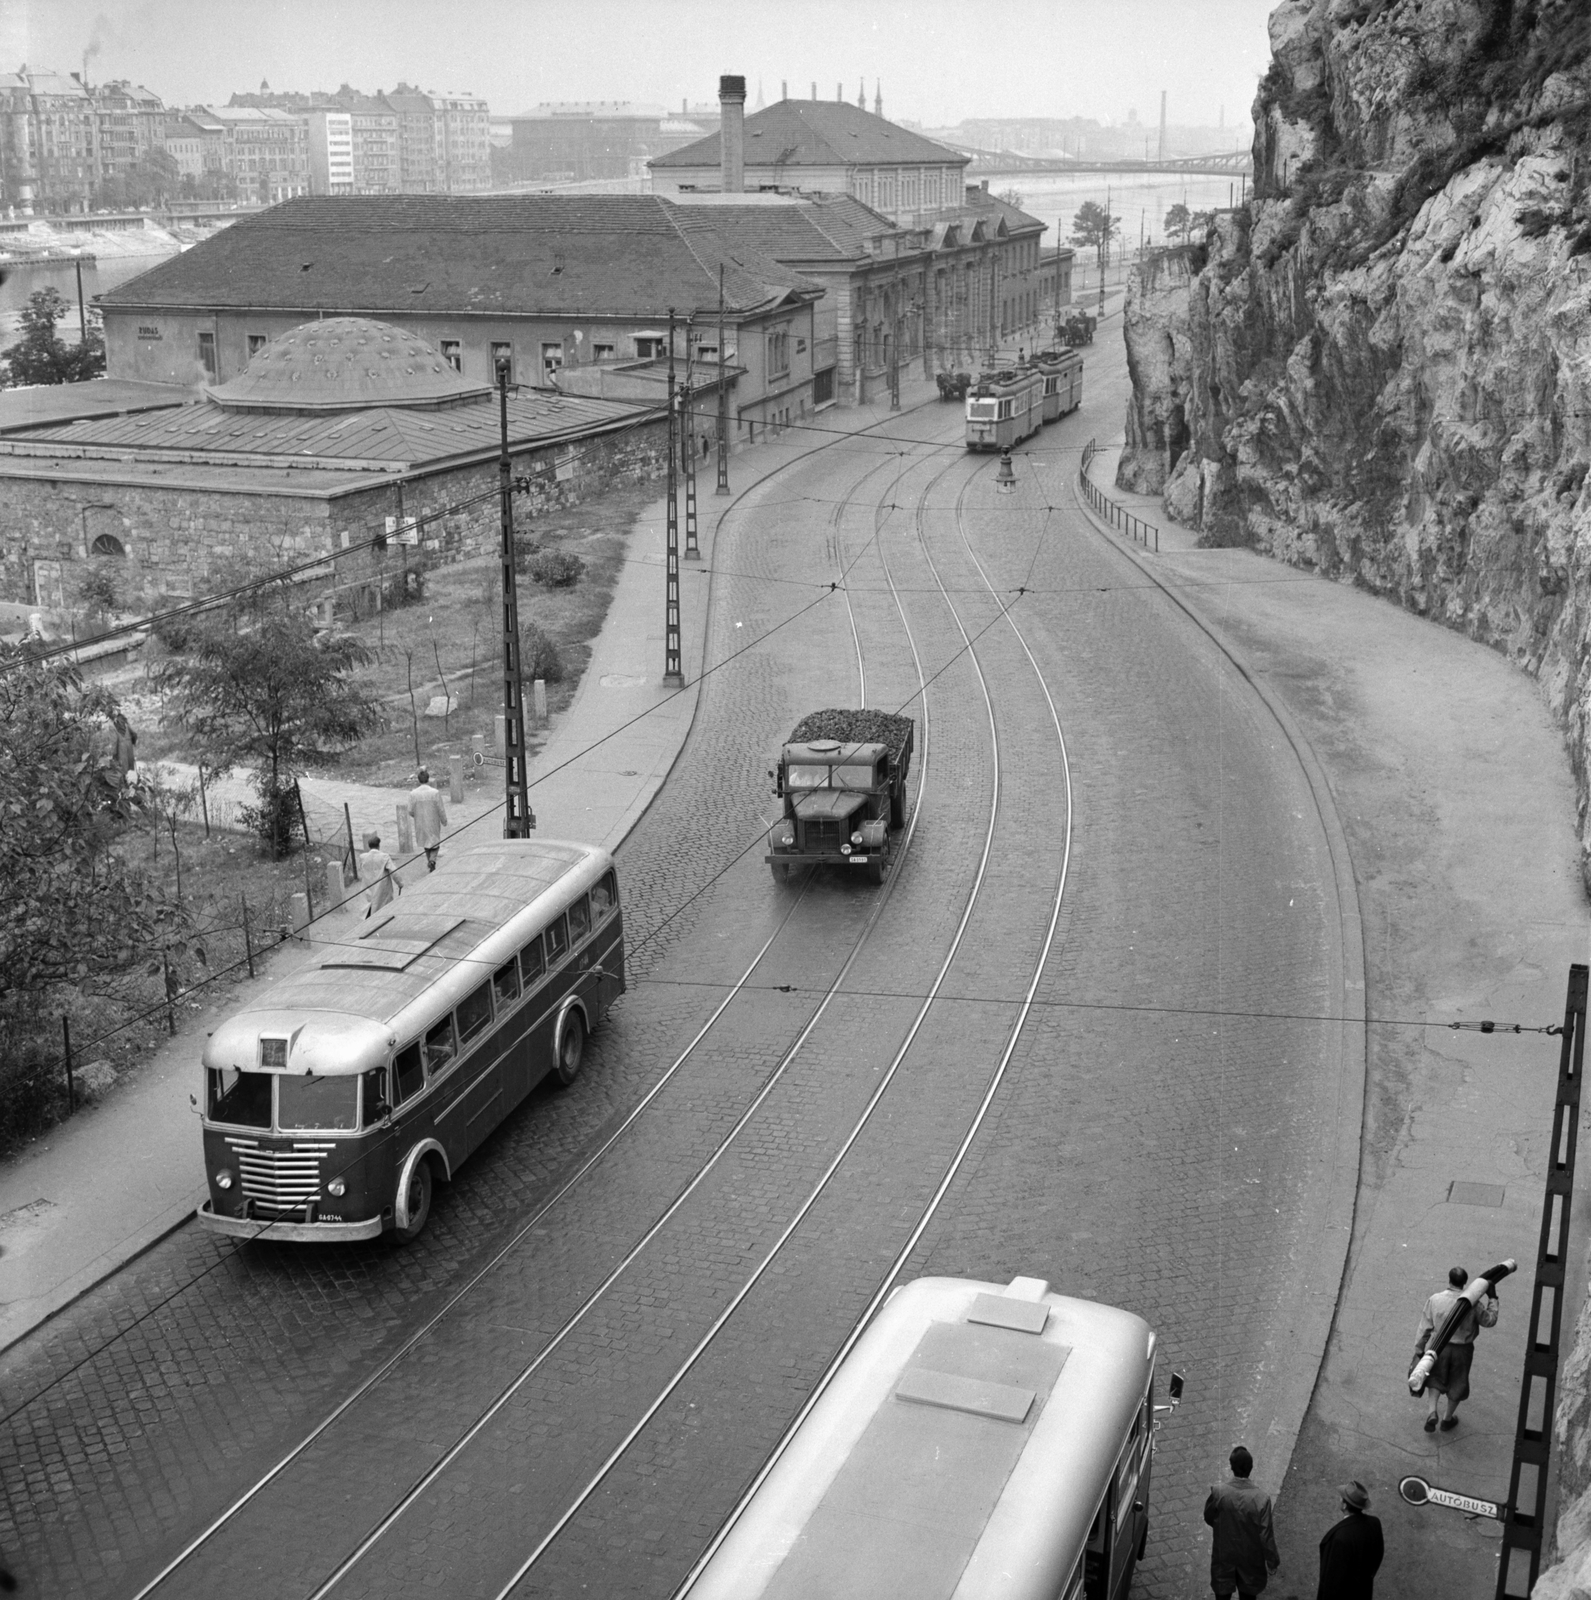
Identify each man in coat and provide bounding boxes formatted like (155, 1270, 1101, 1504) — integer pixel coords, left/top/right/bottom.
(407, 766, 448, 872)
(1204, 1446, 1281, 1599)
(1317, 1480, 1383, 1599)
(358, 831, 400, 918)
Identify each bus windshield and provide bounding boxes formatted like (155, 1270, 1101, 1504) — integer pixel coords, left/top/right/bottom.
(278, 1074, 360, 1132)
(209, 1068, 272, 1128)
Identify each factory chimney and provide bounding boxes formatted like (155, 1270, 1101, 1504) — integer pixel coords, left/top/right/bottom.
(811, 81, 817, 100)
(720, 74, 747, 193)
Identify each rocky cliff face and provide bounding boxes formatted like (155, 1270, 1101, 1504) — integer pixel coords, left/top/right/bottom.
(1120, 0, 1591, 873)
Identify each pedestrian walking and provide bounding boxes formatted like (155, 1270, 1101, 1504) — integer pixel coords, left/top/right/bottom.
(1204, 1446, 1281, 1600)
(1316, 1480, 1383, 1600)
(358, 831, 401, 918)
(408, 766, 448, 872)
(1412, 1266, 1499, 1431)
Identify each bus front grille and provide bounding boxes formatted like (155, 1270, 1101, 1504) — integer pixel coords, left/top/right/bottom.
(226, 1139, 332, 1211)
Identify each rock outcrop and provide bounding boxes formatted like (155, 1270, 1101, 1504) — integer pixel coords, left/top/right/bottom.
(1119, 0, 1591, 875)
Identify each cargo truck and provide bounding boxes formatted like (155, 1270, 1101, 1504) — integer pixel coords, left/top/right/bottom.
(766, 709, 914, 885)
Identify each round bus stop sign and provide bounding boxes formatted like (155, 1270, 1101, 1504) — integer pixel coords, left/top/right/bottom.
(1399, 1474, 1503, 1520)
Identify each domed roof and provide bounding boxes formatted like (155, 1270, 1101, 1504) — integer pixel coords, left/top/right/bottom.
(208, 316, 494, 412)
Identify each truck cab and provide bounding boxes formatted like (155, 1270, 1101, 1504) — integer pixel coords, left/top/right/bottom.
(768, 739, 902, 884)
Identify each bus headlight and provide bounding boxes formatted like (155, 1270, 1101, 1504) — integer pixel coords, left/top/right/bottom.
(327, 1177, 347, 1197)
(214, 1170, 233, 1190)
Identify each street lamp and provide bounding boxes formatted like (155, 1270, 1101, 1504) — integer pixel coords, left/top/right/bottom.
(496, 354, 535, 835)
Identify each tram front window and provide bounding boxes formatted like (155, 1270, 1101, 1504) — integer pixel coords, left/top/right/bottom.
(278, 1073, 359, 1132)
(209, 1067, 272, 1128)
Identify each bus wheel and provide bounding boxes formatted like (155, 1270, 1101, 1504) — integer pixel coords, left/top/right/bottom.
(1137, 1521, 1148, 1560)
(555, 1010, 586, 1087)
(395, 1158, 433, 1243)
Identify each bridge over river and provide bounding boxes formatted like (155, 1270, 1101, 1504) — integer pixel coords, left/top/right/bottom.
(956, 147, 1253, 180)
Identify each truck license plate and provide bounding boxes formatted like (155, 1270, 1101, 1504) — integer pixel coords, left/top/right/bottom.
(848, 856, 868, 866)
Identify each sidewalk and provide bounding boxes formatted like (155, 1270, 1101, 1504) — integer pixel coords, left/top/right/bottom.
(0, 378, 946, 1355)
(1079, 439, 1591, 1593)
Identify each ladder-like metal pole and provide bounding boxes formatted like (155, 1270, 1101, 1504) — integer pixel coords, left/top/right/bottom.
(1496, 963, 1587, 1598)
(716, 264, 730, 495)
(683, 320, 699, 561)
(663, 309, 684, 689)
(498, 358, 535, 834)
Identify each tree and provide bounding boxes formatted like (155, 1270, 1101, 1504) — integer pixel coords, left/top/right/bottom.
(1070, 200, 1121, 273)
(997, 187, 1025, 211)
(1164, 202, 1191, 242)
(0, 648, 178, 1034)
(154, 589, 384, 855)
(1, 288, 106, 388)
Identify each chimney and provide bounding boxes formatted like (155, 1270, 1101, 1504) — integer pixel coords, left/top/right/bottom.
(811, 82, 817, 101)
(720, 74, 746, 193)
(837, 82, 843, 101)
(781, 79, 788, 101)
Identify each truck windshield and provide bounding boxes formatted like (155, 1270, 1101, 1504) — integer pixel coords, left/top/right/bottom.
(786, 763, 831, 790)
(278, 1073, 359, 1132)
(209, 1068, 272, 1128)
(830, 764, 877, 790)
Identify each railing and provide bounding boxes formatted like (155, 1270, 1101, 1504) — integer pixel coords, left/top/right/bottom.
(1078, 438, 1160, 553)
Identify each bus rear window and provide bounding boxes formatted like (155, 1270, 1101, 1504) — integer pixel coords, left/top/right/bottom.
(456, 982, 493, 1044)
(209, 1068, 272, 1128)
(278, 1074, 359, 1131)
(567, 895, 590, 942)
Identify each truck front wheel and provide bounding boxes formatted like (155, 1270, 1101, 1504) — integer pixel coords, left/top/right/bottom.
(772, 861, 792, 884)
(865, 858, 886, 885)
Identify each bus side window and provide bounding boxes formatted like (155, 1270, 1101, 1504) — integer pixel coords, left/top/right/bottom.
(394, 1043, 424, 1104)
(493, 959, 520, 1007)
(424, 1017, 456, 1075)
(591, 871, 616, 919)
(545, 912, 569, 963)
(520, 934, 545, 988)
(456, 981, 493, 1045)
(567, 894, 590, 943)
(362, 1066, 391, 1125)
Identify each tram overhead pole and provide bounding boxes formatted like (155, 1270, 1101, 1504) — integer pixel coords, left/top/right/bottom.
(496, 355, 534, 835)
(663, 308, 684, 689)
(716, 264, 730, 495)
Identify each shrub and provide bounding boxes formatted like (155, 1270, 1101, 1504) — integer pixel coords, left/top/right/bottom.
(519, 621, 564, 683)
(527, 548, 585, 587)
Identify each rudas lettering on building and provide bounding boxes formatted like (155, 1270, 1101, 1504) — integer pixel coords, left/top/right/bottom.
(137, 325, 163, 340)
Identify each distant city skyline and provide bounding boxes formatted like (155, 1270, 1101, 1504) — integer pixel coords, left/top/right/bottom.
(0, 0, 1270, 131)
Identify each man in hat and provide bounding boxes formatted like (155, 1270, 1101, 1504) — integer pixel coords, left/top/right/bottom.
(1316, 1481, 1383, 1599)
(1204, 1446, 1281, 1599)
(358, 831, 400, 918)
(1412, 1265, 1499, 1431)
(408, 766, 448, 872)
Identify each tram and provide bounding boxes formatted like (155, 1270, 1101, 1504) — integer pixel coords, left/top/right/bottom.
(964, 366, 1045, 451)
(195, 839, 624, 1244)
(1034, 347, 1085, 423)
(684, 1275, 1179, 1600)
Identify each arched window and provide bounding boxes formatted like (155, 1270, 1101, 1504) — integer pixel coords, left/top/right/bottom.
(90, 533, 125, 558)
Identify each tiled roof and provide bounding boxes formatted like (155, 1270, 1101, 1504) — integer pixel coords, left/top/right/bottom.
(98, 194, 822, 320)
(650, 98, 966, 171)
(670, 195, 895, 264)
(0, 379, 195, 435)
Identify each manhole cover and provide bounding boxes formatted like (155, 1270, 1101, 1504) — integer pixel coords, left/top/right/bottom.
(1447, 1181, 1505, 1207)
(599, 673, 646, 688)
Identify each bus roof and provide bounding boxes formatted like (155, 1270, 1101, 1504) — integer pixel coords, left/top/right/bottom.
(690, 1276, 1154, 1600)
(202, 839, 612, 1077)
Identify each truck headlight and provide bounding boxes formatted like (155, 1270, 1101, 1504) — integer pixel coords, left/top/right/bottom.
(327, 1177, 347, 1197)
(840, 842, 852, 854)
(214, 1170, 233, 1190)
(771, 823, 795, 849)
(850, 830, 864, 844)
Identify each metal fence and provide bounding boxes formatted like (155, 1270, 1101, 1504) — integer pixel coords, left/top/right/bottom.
(1078, 438, 1160, 553)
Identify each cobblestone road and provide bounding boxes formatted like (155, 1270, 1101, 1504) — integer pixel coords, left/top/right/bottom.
(0, 362, 1350, 1600)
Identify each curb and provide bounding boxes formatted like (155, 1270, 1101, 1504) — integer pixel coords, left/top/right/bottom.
(1070, 461, 1370, 1499)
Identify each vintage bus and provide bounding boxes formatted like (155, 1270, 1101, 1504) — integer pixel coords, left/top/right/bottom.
(684, 1275, 1175, 1600)
(195, 839, 623, 1244)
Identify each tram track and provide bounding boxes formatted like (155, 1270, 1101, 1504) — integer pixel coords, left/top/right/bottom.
(118, 412, 963, 1600)
(280, 445, 1079, 1598)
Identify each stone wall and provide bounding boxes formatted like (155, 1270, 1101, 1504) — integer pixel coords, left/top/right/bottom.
(0, 412, 671, 611)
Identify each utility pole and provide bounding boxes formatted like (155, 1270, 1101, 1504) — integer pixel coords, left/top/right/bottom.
(663, 309, 684, 689)
(716, 263, 729, 494)
(682, 320, 699, 560)
(496, 357, 534, 835)
(889, 233, 902, 410)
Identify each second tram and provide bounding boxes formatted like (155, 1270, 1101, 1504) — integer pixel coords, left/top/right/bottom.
(964, 366, 1045, 451)
(195, 838, 623, 1244)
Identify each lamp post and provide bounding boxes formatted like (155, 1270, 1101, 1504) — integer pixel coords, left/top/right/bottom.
(663, 309, 684, 689)
(716, 263, 730, 495)
(496, 356, 534, 835)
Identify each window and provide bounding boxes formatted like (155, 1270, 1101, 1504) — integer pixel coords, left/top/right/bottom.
(208, 1067, 272, 1128)
(767, 326, 790, 379)
(361, 1067, 391, 1125)
(541, 341, 564, 379)
(813, 367, 834, 406)
(278, 1074, 359, 1131)
(493, 959, 520, 1007)
(591, 872, 617, 919)
(394, 1043, 424, 1104)
(567, 895, 590, 943)
(520, 934, 545, 988)
(197, 330, 217, 379)
(634, 335, 664, 359)
(89, 532, 125, 558)
(545, 913, 569, 963)
(440, 339, 462, 373)
(423, 1016, 456, 1074)
(456, 981, 493, 1044)
(592, 341, 615, 360)
(491, 341, 513, 383)
(246, 334, 267, 357)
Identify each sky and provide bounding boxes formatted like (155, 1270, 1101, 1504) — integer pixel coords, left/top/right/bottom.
(0, 0, 1277, 129)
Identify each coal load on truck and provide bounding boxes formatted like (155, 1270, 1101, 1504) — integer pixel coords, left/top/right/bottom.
(767, 709, 915, 885)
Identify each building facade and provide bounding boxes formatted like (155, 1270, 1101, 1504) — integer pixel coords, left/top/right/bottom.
(98, 194, 820, 439)
(308, 110, 355, 194)
(203, 106, 309, 205)
(503, 102, 714, 185)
